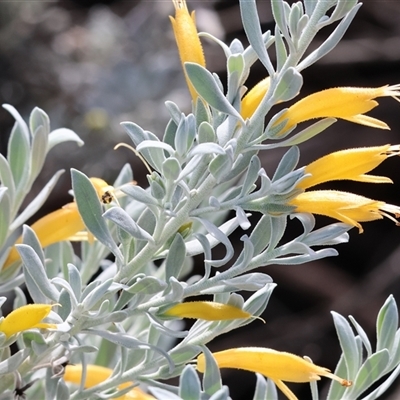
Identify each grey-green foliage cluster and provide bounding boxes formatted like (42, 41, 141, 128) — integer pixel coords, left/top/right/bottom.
(0, 0, 399, 399)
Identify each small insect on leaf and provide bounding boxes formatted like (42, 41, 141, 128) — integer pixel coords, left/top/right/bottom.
(101, 191, 114, 204)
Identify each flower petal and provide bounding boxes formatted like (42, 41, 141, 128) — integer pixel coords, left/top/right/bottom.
(0, 304, 55, 337)
(273, 379, 298, 400)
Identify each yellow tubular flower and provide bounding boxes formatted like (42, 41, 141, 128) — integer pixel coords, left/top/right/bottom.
(3, 177, 112, 269)
(90, 177, 114, 199)
(241, 77, 271, 120)
(289, 190, 400, 234)
(289, 145, 400, 232)
(196, 347, 351, 400)
(3, 202, 85, 269)
(64, 365, 155, 400)
(163, 301, 252, 320)
(0, 304, 57, 338)
(298, 145, 400, 189)
(274, 85, 400, 133)
(170, 0, 206, 101)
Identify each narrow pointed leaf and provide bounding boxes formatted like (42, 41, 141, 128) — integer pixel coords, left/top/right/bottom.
(298, 5, 361, 70)
(47, 128, 84, 152)
(331, 311, 360, 380)
(18, 244, 59, 302)
(0, 153, 15, 204)
(0, 189, 10, 248)
(0, 348, 30, 374)
(71, 169, 122, 262)
(103, 207, 154, 243)
(10, 170, 65, 231)
(376, 295, 398, 352)
(179, 365, 201, 400)
(185, 63, 242, 120)
(239, 0, 274, 75)
(200, 347, 223, 396)
(7, 117, 30, 191)
(165, 233, 186, 281)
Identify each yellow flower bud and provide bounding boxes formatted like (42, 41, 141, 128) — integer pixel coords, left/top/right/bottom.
(170, 0, 206, 101)
(163, 301, 252, 321)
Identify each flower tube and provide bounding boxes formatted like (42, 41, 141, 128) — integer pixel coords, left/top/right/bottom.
(64, 364, 155, 400)
(170, 0, 206, 101)
(3, 202, 85, 269)
(290, 190, 400, 234)
(274, 85, 400, 134)
(298, 145, 400, 189)
(241, 77, 271, 120)
(196, 347, 351, 400)
(288, 145, 400, 232)
(3, 177, 112, 269)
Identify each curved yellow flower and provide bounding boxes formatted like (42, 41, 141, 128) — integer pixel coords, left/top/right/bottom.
(288, 145, 400, 232)
(0, 304, 56, 338)
(241, 77, 271, 120)
(197, 347, 351, 400)
(3, 202, 85, 269)
(274, 85, 400, 133)
(90, 177, 115, 199)
(290, 190, 400, 233)
(298, 144, 400, 189)
(3, 177, 112, 269)
(170, 0, 206, 101)
(163, 301, 252, 321)
(64, 364, 155, 400)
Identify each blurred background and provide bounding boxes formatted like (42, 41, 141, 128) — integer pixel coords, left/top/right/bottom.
(1, 0, 400, 398)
